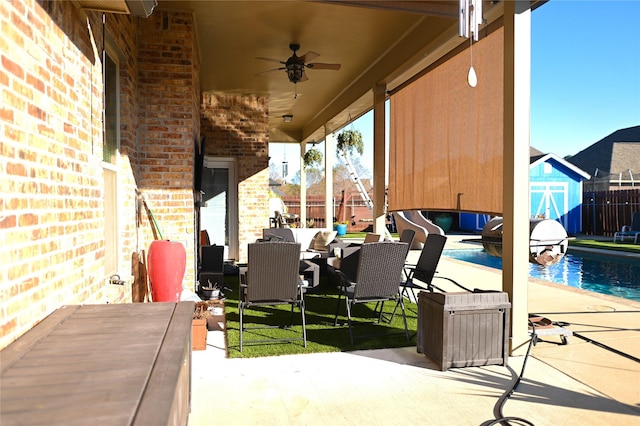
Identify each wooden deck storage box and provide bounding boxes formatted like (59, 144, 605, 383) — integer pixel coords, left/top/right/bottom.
(1, 302, 194, 425)
(417, 292, 510, 371)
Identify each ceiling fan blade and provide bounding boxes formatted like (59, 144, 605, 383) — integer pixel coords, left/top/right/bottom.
(306, 63, 341, 70)
(300, 71, 309, 82)
(255, 67, 284, 76)
(299, 51, 320, 62)
(255, 56, 285, 64)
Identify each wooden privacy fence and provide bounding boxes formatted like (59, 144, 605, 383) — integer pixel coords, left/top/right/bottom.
(283, 196, 328, 229)
(281, 189, 640, 236)
(282, 196, 374, 231)
(582, 189, 640, 236)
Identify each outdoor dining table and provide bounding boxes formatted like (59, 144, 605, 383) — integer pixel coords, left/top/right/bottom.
(326, 256, 341, 270)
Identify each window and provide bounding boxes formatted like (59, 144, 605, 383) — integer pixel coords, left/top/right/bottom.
(104, 53, 118, 164)
(103, 47, 120, 274)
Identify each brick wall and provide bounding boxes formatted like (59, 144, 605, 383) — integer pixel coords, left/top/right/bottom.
(137, 10, 199, 289)
(201, 93, 269, 262)
(0, 0, 111, 348)
(0, 1, 200, 349)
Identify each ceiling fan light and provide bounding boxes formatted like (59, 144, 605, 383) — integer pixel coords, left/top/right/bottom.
(286, 63, 305, 83)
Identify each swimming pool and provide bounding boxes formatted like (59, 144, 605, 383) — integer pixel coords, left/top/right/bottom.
(442, 249, 640, 302)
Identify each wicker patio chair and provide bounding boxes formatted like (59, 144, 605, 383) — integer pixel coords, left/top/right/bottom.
(333, 241, 409, 345)
(371, 229, 415, 314)
(239, 241, 307, 351)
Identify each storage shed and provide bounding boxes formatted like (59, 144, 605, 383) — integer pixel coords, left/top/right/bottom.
(460, 151, 591, 235)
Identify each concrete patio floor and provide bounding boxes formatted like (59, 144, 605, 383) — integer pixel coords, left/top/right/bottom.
(188, 235, 640, 425)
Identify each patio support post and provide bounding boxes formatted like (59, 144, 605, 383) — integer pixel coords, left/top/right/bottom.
(325, 129, 335, 228)
(503, 0, 532, 356)
(299, 141, 307, 227)
(373, 83, 387, 235)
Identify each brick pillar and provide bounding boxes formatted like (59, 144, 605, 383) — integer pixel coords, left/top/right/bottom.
(137, 10, 200, 289)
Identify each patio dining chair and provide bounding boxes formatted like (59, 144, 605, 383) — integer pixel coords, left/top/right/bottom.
(333, 241, 409, 345)
(399, 229, 416, 259)
(372, 228, 414, 313)
(404, 234, 472, 293)
(363, 233, 383, 243)
(389, 234, 473, 321)
(198, 244, 225, 295)
(239, 241, 307, 351)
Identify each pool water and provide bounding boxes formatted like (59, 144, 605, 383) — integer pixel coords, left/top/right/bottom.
(442, 249, 640, 302)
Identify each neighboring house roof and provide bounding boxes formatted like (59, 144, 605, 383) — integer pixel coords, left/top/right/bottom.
(269, 178, 286, 197)
(530, 152, 591, 180)
(530, 146, 544, 157)
(566, 125, 640, 177)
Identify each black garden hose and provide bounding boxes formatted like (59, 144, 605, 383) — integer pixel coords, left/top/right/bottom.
(484, 313, 640, 425)
(482, 322, 539, 426)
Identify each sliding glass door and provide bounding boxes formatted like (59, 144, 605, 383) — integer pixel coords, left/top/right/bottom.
(200, 157, 238, 261)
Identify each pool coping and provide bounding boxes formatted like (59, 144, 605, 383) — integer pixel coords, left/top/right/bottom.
(440, 244, 640, 305)
(567, 245, 640, 259)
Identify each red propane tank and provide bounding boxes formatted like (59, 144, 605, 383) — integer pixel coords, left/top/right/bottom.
(147, 240, 186, 302)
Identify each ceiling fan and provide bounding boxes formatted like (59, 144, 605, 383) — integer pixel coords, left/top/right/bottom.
(256, 43, 341, 84)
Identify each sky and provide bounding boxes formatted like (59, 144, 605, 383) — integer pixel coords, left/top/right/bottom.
(530, 0, 640, 158)
(271, 0, 640, 180)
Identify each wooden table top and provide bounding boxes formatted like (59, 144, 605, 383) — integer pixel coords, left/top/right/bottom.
(1, 302, 194, 426)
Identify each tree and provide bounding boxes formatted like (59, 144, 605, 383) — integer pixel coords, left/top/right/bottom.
(348, 155, 371, 179)
(280, 182, 300, 196)
(269, 161, 282, 181)
(290, 167, 324, 190)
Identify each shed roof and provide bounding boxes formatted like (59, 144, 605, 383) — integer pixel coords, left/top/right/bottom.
(530, 153, 591, 180)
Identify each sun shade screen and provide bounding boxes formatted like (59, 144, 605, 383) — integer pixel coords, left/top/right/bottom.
(389, 26, 504, 215)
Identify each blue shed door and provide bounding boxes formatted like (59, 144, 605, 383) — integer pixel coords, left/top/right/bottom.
(530, 182, 568, 229)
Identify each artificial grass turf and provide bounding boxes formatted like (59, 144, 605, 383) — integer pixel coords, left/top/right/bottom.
(222, 276, 419, 358)
(569, 239, 640, 254)
(221, 235, 639, 358)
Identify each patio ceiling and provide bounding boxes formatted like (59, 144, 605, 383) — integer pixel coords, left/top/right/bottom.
(157, 0, 514, 144)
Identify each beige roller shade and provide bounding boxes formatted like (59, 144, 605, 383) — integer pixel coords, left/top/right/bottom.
(389, 26, 504, 215)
